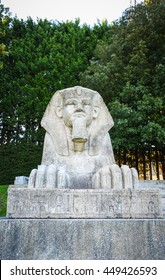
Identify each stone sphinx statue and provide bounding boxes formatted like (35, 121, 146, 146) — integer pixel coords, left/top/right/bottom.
(7, 86, 163, 219)
(28, 86, 138, 189)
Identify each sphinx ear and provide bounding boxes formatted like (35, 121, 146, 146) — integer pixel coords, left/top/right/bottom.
(56, 106, 63, 118)
(93, 106, 100, 119)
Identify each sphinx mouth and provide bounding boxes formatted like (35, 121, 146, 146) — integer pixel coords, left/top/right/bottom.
(72, 137, 86, 143)
(72, 111, 86, 118)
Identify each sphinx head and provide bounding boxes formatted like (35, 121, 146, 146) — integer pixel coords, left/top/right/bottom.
(41, 86, 114, 155)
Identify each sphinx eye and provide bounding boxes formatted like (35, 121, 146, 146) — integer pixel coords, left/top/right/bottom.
(83, 100, 91, 106)
(65, 100, 77, 106)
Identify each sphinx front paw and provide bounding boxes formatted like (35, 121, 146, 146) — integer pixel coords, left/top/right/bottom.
(28, 165, 70, 189)
(92, 164, 138, 190)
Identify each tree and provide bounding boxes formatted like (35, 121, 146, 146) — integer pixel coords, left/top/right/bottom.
(80, 1, 165, 178)
(0, 3, 10, 69)
(0, 16, 111, 183)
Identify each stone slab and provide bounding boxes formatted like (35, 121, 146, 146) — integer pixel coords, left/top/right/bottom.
(139, 180, 165, 218)
(0, 219, 164, 260)
(7, 187, 163, 218)
(14, 176, 29, 185)
(139, 180, 165, 188)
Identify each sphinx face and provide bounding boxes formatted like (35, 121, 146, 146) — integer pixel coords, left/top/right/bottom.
(60, 94, 97, 152)
(62, 95, 94, 128)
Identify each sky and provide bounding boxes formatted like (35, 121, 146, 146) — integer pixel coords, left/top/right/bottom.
(2, 0, 143, 25)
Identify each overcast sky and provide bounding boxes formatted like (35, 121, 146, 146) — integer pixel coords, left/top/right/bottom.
(2, 0, 143, 25)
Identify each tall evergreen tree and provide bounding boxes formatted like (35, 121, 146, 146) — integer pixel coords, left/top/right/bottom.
(0, 3, 10, 69)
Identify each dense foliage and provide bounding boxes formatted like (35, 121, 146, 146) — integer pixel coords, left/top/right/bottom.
(0, 17, 109, 145)
(0, 1, 164, 183)
(0, 4, 10, 69)
(0, 185, 8, 216)
(80, 0, 165, 178)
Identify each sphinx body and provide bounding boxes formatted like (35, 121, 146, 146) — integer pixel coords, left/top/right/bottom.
(28, 86, 138, 189)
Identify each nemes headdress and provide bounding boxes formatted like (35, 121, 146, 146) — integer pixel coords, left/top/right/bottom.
(41, 86, 114, 156)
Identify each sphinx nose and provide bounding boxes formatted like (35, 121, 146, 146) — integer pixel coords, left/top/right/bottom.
(76, 103, 84, 111)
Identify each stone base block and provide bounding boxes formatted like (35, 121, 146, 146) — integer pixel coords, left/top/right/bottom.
(7, 187, 163, 218)
(0, 219, 165, 259)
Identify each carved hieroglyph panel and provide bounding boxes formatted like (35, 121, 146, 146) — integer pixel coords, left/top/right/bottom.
(7, 187, 163, 218)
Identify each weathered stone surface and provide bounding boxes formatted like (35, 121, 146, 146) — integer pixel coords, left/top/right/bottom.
(28, 86, 139, 191)
(8, 87, 162, 221)
(7, 186, 163, 218)
(110, 164, 123, 189)
(139, 180, 165, 218)
(0, 219, 164, 259)
(121, 165, 133, 189)
(131, 168, 139, 189)
(36, 86, 116, 189)
(28, 164, 139, 190)
(14, 176, 29, 185)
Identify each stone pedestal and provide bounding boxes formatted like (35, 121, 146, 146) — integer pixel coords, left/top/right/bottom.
(4, 184, 164, 260)
(0, 219, 164, 259)
(7, 186, 163, 219)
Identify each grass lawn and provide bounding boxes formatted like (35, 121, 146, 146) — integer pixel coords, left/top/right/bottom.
(0, 185, 8, 216)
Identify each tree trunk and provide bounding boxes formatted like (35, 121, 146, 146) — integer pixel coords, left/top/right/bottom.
(123, 149, 127, 165)
(161, 152, 165, 180)
(142, 148, 146, 180)
(135, 149, 139, 174)
(118, 147, 121, 167)
(148, 149, 152, 180)
(155, 148, 160, 180)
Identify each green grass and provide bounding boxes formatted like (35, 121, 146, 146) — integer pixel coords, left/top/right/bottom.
(0, 185, 8, 216)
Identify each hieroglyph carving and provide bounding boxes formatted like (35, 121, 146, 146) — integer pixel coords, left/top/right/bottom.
(7, 188, 162, 218)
